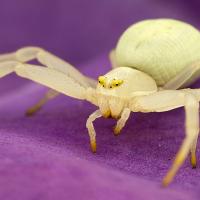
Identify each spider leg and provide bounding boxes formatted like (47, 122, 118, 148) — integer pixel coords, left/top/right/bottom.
(190, 137, 198, 168)
(0, 61, 60, 116)
(86, 109, 102, 153)
(26, 89, 60, 116)
(0, 47, 97, 113)
(181, 88, 200, 168)
(0, 52, 16, 62)
(129, 90, 199, 186)
(113, 108, 131, 135)
(16, 47, 94, 87)
(14, 63, 90, 99)
(163, 61, 200, 90)
(0, 61, 19, 77)
(163, 94, 199, 186)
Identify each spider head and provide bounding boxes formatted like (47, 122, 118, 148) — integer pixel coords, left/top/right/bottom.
(97, 67, 157, 98)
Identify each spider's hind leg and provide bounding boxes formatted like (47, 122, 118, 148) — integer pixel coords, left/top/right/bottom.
(163, 61, 200, 90)
(26, 89, 60, 116)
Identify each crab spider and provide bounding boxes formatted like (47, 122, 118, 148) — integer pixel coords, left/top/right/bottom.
(0, 46, 199, 187)
(1, 19, 200, 186)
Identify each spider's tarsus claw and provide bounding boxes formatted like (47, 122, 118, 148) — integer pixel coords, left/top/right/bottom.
(161, 180, 169, 187)
(162, 164, 179, 187)
(190, 153, 197, 168)
(113, 126, 121, 136)
(25, 110, 34, 116)
(162, 175, 172, 187)
(192, 165, 197, 169)
(25, 110, 33, 116)
(90, 140, 97, 153)
(25, 105, 42, 117)
(25, 109, 37, 117)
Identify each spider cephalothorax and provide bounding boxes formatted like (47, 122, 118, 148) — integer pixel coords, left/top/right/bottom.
(0, 18, 200, 186)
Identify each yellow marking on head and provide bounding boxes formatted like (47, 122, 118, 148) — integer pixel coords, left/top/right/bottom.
(98, 76, 106, 87)
(110, 79, 124, 88)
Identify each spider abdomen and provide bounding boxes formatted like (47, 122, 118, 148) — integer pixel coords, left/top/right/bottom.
(115, 19, 200, 86)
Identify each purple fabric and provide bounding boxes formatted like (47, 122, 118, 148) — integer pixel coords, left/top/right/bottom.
(0, 0, 200, 199)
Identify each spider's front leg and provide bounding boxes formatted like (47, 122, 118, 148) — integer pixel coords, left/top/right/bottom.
(3, 46, 93, 86)
(86, 109, 102, 153)
(0, 61, 19, 77)
(129, 90, 199, 186)
(13, 63, 100, 151)
(0, 47, 97, 115)
(113, 108, 131, 135)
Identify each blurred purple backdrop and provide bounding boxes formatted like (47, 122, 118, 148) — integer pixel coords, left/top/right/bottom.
(0, 0, 200, 200)
(1, 0, 200, 64)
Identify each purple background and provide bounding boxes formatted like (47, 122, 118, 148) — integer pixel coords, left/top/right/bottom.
(0, 0, 200, 199)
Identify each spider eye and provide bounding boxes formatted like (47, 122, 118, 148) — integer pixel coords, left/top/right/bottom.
(98, 76, 106, 87)
(111, 79, 123, 88)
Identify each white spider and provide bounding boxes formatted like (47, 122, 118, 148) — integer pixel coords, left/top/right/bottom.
(0, 18, 200, 186)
